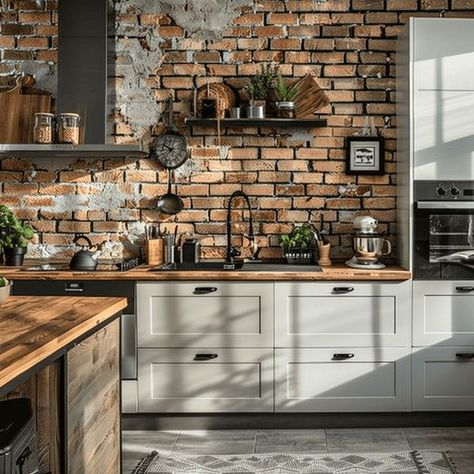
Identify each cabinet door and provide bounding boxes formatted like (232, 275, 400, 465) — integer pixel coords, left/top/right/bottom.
(137, 282, 273, 348)
(413, 347, 474, 411)
(138, 348, 273, 413)
(67, 319, 120, 474)
(275, 348, 411, 412)
(414, 90, 474, 181)
(275, 282, 410, 348)
(413, 281, 474, 346)
(414, 18, 474, 91)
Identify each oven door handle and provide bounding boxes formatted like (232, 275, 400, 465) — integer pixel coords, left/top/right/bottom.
(417, 201, 474, 210)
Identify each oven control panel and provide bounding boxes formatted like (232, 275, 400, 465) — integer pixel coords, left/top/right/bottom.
(416, 181, 474, 201)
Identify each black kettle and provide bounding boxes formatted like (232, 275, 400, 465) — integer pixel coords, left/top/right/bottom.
(69, 235, 101, 271)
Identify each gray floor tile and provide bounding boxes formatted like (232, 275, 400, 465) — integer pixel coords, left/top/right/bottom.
(326, 428, 410, 453)
(404, 427, 474, 451)
(255, 429, 327, 453)
(442, 450, 474, 474)
(172, 430, 256, 454)
(122, 430, 180, 473)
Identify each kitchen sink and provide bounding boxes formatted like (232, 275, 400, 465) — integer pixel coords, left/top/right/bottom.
(149, 261, 322, 272)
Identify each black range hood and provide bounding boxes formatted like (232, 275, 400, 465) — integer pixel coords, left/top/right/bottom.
(0, 0, 144, 158)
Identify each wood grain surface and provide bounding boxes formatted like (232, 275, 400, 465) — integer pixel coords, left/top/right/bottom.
(0, 296, 127, 390)
(67, 319, 120, 474)
(0, 263, 411, 281)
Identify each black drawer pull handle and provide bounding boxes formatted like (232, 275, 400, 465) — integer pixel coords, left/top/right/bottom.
(332, 353, 355, 361)
(456, 286, 474, 292)
(193, 287, 218, 295)
(456, 353, 474, 359)
(193, 353, 218, 361)
(332, 287, 354, 294)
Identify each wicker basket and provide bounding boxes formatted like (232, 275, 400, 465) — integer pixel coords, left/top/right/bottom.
(196, 83, 236, 118)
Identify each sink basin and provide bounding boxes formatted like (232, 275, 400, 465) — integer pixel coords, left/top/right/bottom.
(149, 261, 321, 272)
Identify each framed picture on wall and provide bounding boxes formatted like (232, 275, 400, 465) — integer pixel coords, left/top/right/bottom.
(346, 137, 385, 175)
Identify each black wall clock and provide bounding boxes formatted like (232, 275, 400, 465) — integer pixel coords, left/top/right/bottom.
(151, 131, 189, 169)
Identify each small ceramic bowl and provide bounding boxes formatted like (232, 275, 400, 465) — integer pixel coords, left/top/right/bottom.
(0, 279, 11, 306)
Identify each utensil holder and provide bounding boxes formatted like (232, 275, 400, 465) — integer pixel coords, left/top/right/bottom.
(146, 238, 164, 266)
(317, 242, 332, 266)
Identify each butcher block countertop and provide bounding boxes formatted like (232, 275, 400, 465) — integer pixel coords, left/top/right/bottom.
(0, 263, 411, 281)
(0, 296, 127, 390)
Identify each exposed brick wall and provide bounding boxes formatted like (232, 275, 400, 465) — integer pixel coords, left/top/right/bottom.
(1, 0, 473, 261)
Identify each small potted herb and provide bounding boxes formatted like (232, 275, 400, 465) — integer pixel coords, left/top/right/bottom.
(0, 205, 34, 266)
(274, 74, 300, 118)
(244, 64, 279, 118)
(0, 277, 11, 306)
(279, 224, 317, 264)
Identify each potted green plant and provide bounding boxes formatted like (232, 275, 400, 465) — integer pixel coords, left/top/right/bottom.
(279, 224, 316, 264)
(274, 73, 300, 118)
(0, 277, 11, 305)
(244, 64, 279, 118)
(0, 205, 34, 266)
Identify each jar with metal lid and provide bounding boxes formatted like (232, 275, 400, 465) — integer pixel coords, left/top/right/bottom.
(33, 113, 54, 144)
(57, 113, 80, 145)
(276, 101, 296, 119)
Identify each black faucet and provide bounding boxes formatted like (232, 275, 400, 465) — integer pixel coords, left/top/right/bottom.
(226, 190, 254, 263)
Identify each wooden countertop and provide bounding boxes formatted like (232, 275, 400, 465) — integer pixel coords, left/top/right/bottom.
(0, 263, 411, 281)
(0, 296, 127, 390)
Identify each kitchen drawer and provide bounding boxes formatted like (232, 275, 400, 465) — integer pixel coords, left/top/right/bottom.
(413, 281, 474, 346)
(275, 282, 410, 347)
(412, 347, 474, 411)
(137, 348, 273, 413)
(275, 348, 411, 412)
(137, 282, 273, 348)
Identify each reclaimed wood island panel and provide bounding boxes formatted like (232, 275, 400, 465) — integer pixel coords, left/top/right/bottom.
(0, 296, 127, 474)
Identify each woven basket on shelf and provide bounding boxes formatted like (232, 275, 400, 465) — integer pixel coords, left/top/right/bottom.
(196, 83, 236, 118)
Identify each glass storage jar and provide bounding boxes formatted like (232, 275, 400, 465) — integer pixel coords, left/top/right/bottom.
(33, 113, 54, 144)
(276, 101, 296, 119)
(57, 113, 80, 145)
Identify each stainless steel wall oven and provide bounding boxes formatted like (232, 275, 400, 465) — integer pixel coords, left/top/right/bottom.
(414, 181, 474, 279)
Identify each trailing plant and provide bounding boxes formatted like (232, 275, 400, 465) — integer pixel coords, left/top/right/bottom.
(245, 64, 279, 102)
(274, 74, 300, 102)
(279, 224, 316, 250)
(0, 277, 8, 288)
(0, 205, 34, 249)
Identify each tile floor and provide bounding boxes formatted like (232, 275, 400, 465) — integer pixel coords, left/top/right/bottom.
(122, 428, 474, 473)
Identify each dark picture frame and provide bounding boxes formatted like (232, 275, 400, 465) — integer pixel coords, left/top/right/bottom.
(346, 136, 385, 175)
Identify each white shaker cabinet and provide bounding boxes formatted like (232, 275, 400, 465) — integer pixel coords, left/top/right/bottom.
(275, 347, 411, 412)
(137, 282, 273, 348)
(413, 347, 474, 411)
(413, 281, 474, 347)
(275, 282, 411, 348)
(138, 348, 273, 412)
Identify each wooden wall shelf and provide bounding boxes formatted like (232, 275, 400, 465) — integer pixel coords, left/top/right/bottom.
(185, 117, 328, 128)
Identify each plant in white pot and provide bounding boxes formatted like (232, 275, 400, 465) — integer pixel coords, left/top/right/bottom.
(0, 277, 11, 306)
(0, 205, 34, 266)
(274, 73, 300, 118)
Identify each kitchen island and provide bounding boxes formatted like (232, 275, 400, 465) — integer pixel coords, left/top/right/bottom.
(0, 295, 127, 473)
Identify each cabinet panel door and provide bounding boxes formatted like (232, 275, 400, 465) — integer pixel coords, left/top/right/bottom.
(412, 347, 474, 411)
(414, 18, 474, 91)
(413, 281, 474, 346)
(275, 282, 410, 347)
(138, 348, 273, 413)
(275, 348, 411, 412)
(137, 282, 273, 348)
(414, 90, 474, 181)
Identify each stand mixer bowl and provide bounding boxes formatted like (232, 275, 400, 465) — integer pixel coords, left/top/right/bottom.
(353, 235, 392, 265)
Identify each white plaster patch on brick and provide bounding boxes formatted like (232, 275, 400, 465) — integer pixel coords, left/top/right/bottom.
(20, 61, 57, 94)
(174, 158, 200, 179)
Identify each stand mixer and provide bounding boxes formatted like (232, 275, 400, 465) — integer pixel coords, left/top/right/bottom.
(346, 215, 392, 269)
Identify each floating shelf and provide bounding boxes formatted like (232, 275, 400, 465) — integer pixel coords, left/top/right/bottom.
(185, 117, 328, 128)
(0, 143, 146, 158)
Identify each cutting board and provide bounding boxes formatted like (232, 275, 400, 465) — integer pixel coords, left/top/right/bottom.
(0, 77, 53, 143)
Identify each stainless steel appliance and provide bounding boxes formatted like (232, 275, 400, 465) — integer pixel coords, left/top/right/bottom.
(414, 180, 474, 279)
(346, 215, 392, 269)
